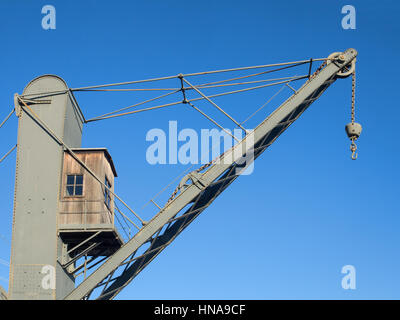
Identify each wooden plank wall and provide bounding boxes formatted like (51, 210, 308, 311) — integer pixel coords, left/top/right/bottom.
(59, 151, 115, 228)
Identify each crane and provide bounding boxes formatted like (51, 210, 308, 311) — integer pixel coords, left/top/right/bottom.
(65, 48, 359, 300)
(2, 48, 359, 300)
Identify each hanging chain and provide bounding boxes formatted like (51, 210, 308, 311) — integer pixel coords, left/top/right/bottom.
(351, 70, 356, 124)
(349, 68, 358, 160)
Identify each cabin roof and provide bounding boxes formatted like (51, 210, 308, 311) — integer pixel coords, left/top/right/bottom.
(68, 148, 118, 177)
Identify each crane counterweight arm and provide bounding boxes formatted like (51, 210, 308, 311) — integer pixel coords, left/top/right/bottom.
(64, 48, 358, 300)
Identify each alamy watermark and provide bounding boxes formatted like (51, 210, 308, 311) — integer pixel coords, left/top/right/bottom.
(341, 5, 356, 30)
(0, 258, 9, 284)
(41, 5, 56, 30)
(145, 121, 255, 175)
(41, 265, 56, 290)
(341, 264, 356, 290)
(0, 258, 9, 267)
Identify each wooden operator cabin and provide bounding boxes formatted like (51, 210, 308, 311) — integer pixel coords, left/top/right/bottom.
(58, 148, 124, 256)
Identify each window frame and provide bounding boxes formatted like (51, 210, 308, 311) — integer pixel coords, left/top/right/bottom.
(104, 176, 112, 209)
(65, 174, 84, 198)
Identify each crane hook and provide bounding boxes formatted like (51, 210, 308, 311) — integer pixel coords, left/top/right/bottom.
(345, 122, 361, 160)
(350, 140, 358, 160)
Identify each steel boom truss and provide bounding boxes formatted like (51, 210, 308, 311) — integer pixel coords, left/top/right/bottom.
(64, 48, 358, 300)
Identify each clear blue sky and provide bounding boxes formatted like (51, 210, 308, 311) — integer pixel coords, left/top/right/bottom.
(0, 0, 399, 299)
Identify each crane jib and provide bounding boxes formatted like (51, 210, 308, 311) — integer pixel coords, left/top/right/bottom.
(64, 48, 358, 300)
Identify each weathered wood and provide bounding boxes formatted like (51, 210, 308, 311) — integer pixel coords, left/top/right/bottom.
(59, 149, 116, 228)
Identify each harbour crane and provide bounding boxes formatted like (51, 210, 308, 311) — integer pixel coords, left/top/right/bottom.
(1, 48, 360, 300)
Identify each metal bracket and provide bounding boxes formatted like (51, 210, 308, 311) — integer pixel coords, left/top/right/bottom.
(14, 94, 22, 117)
(179, 171, 211, 191)
(327, 52, 356, 78)
(14, 94, 52, 117)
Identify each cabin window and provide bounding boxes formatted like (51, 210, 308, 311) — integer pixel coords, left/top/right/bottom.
(105, 177, 112, 208)
(66, 174, 83, 196)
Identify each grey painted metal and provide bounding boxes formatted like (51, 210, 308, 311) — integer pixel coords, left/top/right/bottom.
(70, 58, 327, 91)
(0, 144, 17, 163)
(9, 75, 83, 299)
(0, 108, 15, 129)
(0, 285, 7, 300)
(65, 48, 357, 300)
